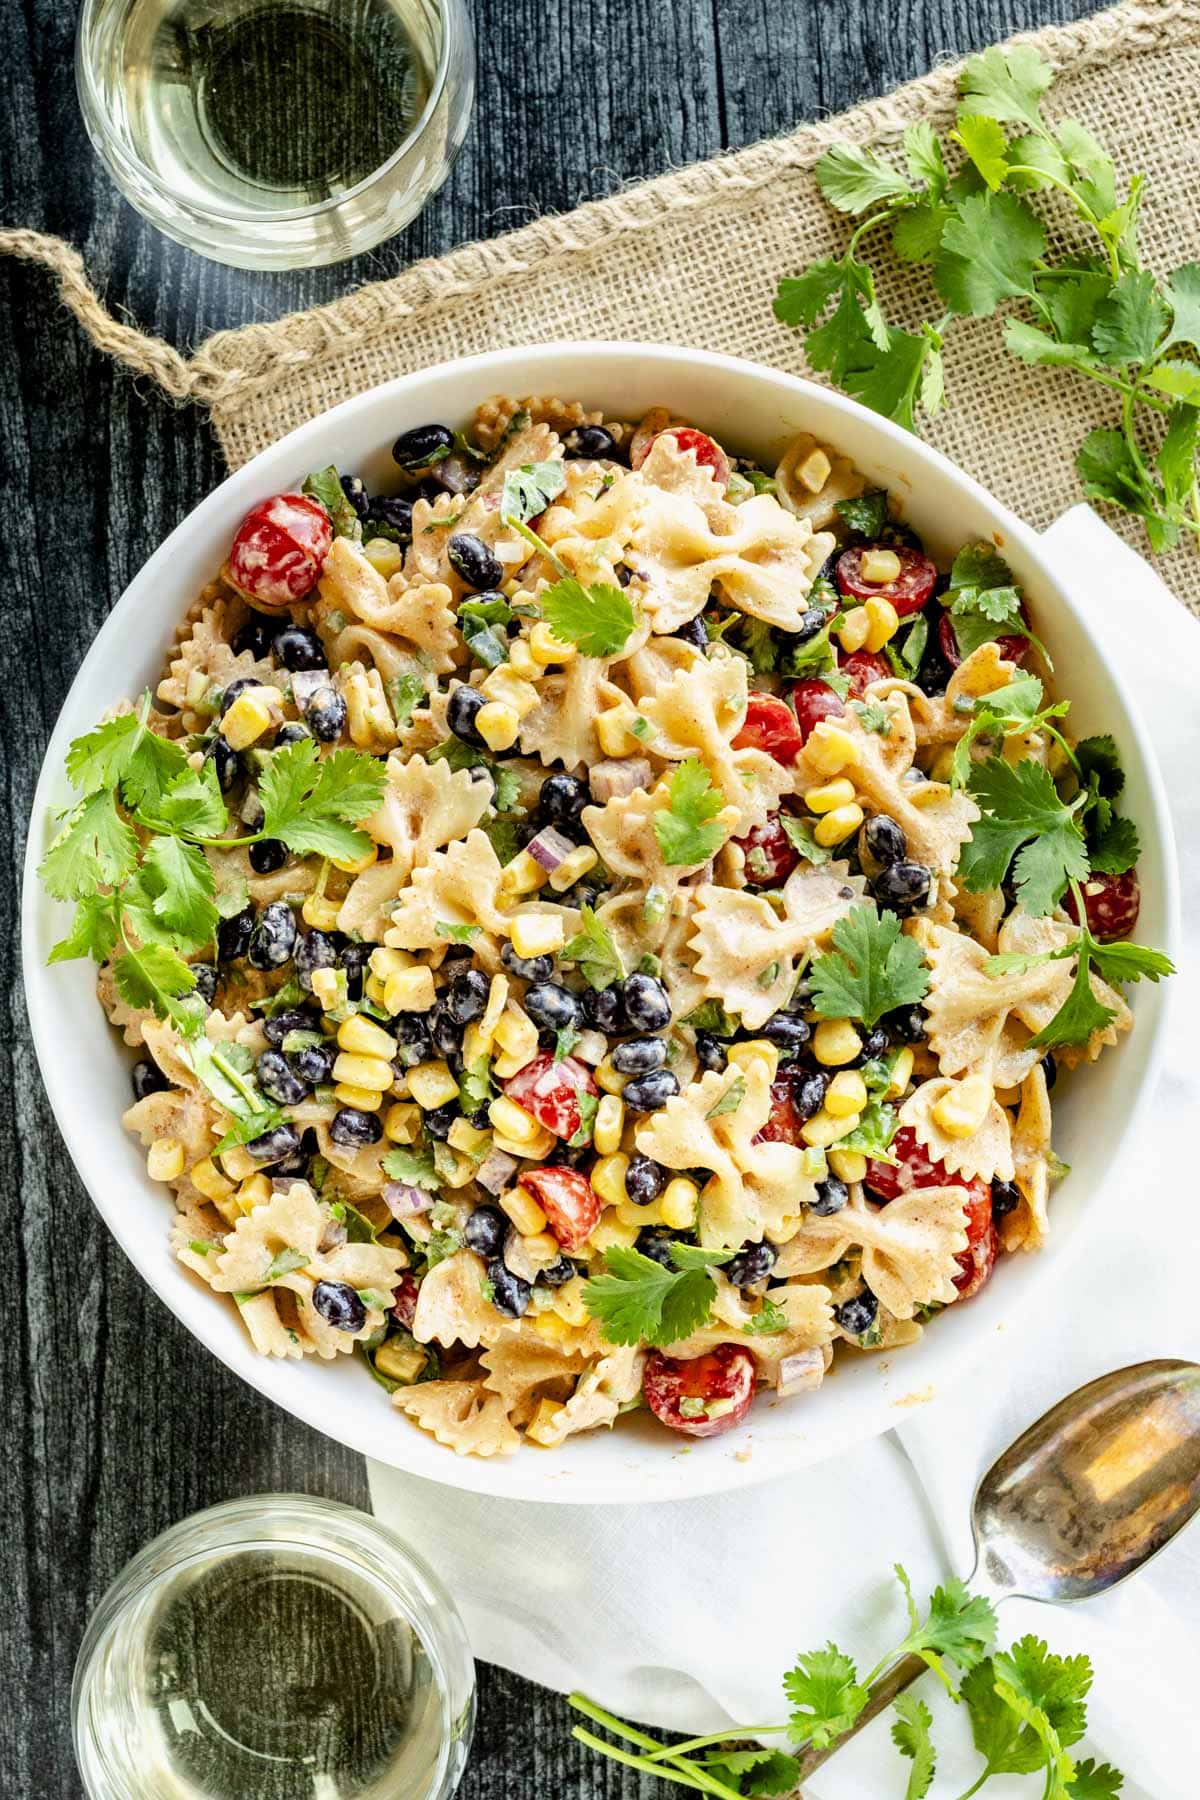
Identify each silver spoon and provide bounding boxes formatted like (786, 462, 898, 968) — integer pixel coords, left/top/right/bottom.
(794, 1359, 1200, 1782)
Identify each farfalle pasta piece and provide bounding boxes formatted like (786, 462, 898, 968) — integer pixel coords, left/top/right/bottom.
(124, 1084, 218, 1173)
(582, 781, 739, 893)
(637, 653, 791, 833)
(689, 862, 869, 1029)
(995, 911, 1131, 1066)
(338, 753, 493, 939)
(383, 830, 513, 954)
(156, 588, 273, 723)
(403, 423, 560, 589)
(396, 1379, 521, 1457)
(900, 1076, 1015, 1183)
(318, 537, 460, 672)
(539, 465, 646, 591)
(470, 393, 612, 454)
(1005, 1063, 1056, 1253)
(774, 432, 866, 533)
(664, 1276, 834, 1384)
(635, 1061, 822, 1248)
(480, 1335, 589, 1427)
(519, 658, 629, 770)
(636, 431, 728, 510)
(774, 1186, 970, 1319)
(524, 1346, 647, 1446)
(411, 1249, 520, 1351)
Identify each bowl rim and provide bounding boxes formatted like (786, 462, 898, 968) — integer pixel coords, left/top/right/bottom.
(21, 340, 1181, 1503)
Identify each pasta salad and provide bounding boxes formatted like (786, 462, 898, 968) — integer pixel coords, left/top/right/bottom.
(40, 394, 1173, 1458)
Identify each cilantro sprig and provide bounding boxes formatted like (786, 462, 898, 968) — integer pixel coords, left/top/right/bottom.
(775, 42, 1200, 552)
(653, 759, 731, 867)
(569, 1564, 1118, 1798)
(582, 1243, 732, 1348)
(559, 903, 625, 991)
(499, 487, 635, 658)
(808, 906, 930, 1028)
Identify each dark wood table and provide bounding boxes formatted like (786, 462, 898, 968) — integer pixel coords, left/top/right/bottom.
(1, 0, 1096, 1789)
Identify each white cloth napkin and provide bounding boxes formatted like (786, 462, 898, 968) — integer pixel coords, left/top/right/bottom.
(370, 507, 1200, 1799)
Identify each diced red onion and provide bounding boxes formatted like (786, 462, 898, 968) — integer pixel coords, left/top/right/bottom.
(383, 1182, 433, 1219)
(526, 825, 576, 872)
(777, 1348, 826, 1396)
(476, 1148, 519, 1195)
(588, 757, 652, 802)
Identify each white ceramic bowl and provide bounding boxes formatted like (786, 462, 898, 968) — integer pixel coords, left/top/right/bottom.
(22, 343, 1179, 1503)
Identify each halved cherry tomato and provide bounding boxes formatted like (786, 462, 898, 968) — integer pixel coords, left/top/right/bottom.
(391, 1273, 419, 1330)
(937, 611, 1028, 670)
(733, 692, 805, 765)
(643, 1344, 757, 1437)
(863, 1126, 989, 1208)
(227, 493, 333, 608)
(519, 1166, 601, 1252)
(754, 1073, 805, 1145)
(840, 650, 891, 696)
(633, 426, 731, 487)
(735, 815, 799, 885)
(836, 545, 937, 617)
(788, 679, 846, 742)
(502, 1052, 599, 1142)
(1065, 869, 1141, 942)
(953, 1186, 998, 1300)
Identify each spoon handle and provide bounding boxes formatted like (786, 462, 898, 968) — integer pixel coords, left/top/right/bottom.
(791, 1651, 928, 1781)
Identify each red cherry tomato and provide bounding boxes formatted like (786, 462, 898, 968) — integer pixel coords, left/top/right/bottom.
(953, 1186, 998, 1300)
(519, 1166, 601, 1253)
(733, 692, 805, 765)
(643, 1344, 757, 1438)
(735, 815, 799, 886)
(836, 545, 938, 617)
(789, 679, 846, 742)
(937, 610, 1028, 670)
(840, 650, 891, 697)
(864, 1126, 989, 1208)
(502, 1052, 599, 1142)
(633, 426, 731, 487)
(754, 1073, 805, 1145)
(391, 1273, 419, 1330)
(1065, 869, 1141, 943)
(227, 493, 333, 608)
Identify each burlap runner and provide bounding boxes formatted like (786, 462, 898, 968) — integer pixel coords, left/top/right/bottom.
(6, 0, 1200, 598)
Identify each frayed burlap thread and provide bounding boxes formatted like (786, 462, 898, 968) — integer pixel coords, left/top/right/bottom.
(6, 0, 1200, 600)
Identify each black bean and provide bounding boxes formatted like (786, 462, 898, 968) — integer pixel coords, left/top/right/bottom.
(392, 1012, 433, 1068)
(487, 1258, 531, 1319)
(623, 1069, 680, 1112)
(636, 1228, 685, 1268)
(312, 1280, 367, 1332)
(262, 1006, 321, 1046)
(864, 814, 907, 867)
(622, 972, 672, 1032)
(257, 1048, 309, 1107)
(248, 838, 287, 875)
(392, 423, 454, 470)
(330, 1108, 383, 1148)
(422, 1102, 459, 1140)
(761, 1013, 811, 1056)
(500, 940, 554, 984)
(792, 1070, 829, 1121)
(291, 1041, 335, 1086)
(219, 677, 259, 717)
(131, 1059, 169, 1102)
(430, 1005, 463, 1058)
(792, 604, 833, 645)
(625, 1153, 668, 1206)
(445, 969, 489, 1025)
(247, 903, 297, 971)
(524, 982, 584, 1033)
(247, 1123, 302, 1163)
(672, 616, 708, 649)
(872, 861, 932, 912)
(886, 1007, 927, 1045)
(694, 1032, 728, 1073)
(834, 1290, 879, 1338)
(580, 983, 625, 1032)
(446, 684, 486, 746)
(991, 1179, 1021, 1219)
(273, 626, 326, 672)
(464, 1205, 507, 1259)
(538, 772, 590, 830)
(338, 941, 373, 1000)
(339, 473, 371, 520)
(274, 722, 311, 747)
(447, 532, 503, 592)
(272, 1125, 318, 1178)
(204, 735, 241, 794)
(612, 1036, 667, 1075)
(302, 685, 347, 743)
(294, 929, 338, 992)
(811, 1176, 849, 1217)
(726, 1240, 777, 1288)
(232, 614, 275, 659)
(538, 1256, 578, 1288)
(190, 962, 218, 1006)
(563, 424, 618, 459)
(368, 496, 414, 540)
(854, 1027, 890, 1064)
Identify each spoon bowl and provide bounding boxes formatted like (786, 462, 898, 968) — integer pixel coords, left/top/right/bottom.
(971, 1359, 1200, 1604)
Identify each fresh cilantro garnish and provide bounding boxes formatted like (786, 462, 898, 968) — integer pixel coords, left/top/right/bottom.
(381, 1146, 441, 1191)
(266, 1246, 310, 1281)
(301, 465, 362, 540)
(777, 812, 832, 866)
(808, 906, 930, 1028)
(699, 1748, 801, 1796)
(706, 1076, 746, 1119)
(186, 1035, 278, 1126)
(743, 1296, 789, 1337)
(540, 575, 635, 659)
(784, 1646, 870, 1750)
(427, 737, 524, 815)
(960, 756, 1090, 916)
(567, 1089, 599, 1148)
(560, 904, 625, 990)
(835, 489, 890, 537)
(832, 1098, 900, 1162)
(890, 1693, 936, 1800)
(435, 921, 481, 945)
(258, 739, 386, 862)
(949, 674, 1070, 789)
(554, 1023, 581, 1062)
(500, 460, 568, 525)
(582, 1243, 732, 1348)
(961, 1634, 1096, 1791)
(682, 1000, 741, 1036)
(424, 1228, 462, 1269)
(653, 759, 730, 867)
(735, 614, 778, 674)
(850, 700, 891, 736)
(458, 1056, 495, 1116)
(387, 670, 428, 727)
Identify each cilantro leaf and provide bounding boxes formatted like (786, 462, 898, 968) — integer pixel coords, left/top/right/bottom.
(1091, 269, 1168, 365)
(706, 1076, 746, 1119)
(1086, 936, 1174, 986)
(559, 904, 624, 990)
(582, 1244, 730, 1348)
(834, 1098, 900, 1162)
(961, 1658, 1046, 1779)
(773, 260, 850, 328)
(834, 489, 889, 537)
(843, 324, 939, 433)
(958, 43, 1053, 130)
(302, 465, 361, 539)
(64, 711, 143, 793)
(682, 1000, 741, 1035)
(140, 835, 218, 952)
(743, 1296, 789, 1337)
(954, 114, 1009, 190)
(150, 761, 229, 838)
(186, 1035, 277, 1122)
(653, 759, 730, 867)
(890, 1693, 936, 1800)
(701, 1750, 801, 1796)
(1161, 261, 1200, 355)
(815, 144, 915, 215)
(499, 460, 567, 525)
(381, 1145, 441, 1191)
(904, 121, 947, 196)
(1087, 811, 1140, 873)
(388, 669, 428, 728)
(435, 922, 480, 945)
(851, 700, 891, 735)
(38, 790, 139, 901)
(783, 1645, 869, 1749)
(808, 906, 929, 1028)
(959, 758, 1088, 915)
(427, 737, 523, 815)
(936, 192, 1045, 316)
(48, 893, 121, 965)
(113, 943, 197, 1020)
(1069, 1759, 1124, 1799)
(540, 575, 634, 658)
(898, 1569, 997, 1675)
(259, 740, 386, 861)
(459, 1057, 496, 1118)
(778, 812, 832, 866)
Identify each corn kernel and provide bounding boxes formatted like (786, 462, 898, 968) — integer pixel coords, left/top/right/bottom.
(805, 777, 857, 815)
(236, 1172, 272, 1212)
(826, 1069, 868, 1117)
(477, 700, 521, 752)
(864, 595, 901, 652)
(591, 1153, 630, 1207)
(616, 1197, 664, 1228)
(407, 1060, 461, 1110)
(801, 1107, 862, 1147)
(596, 705, 638, 757)
(462, 1022, 493, 1065)
(860, 547, 902, 585)
(886, 1047, 915, 1099)
(147, 1138, 184, 1182)
(221, 687, 278, 750)
(440, 1148, 477, 1189)
(310, 966, 342, 1010)
(509, 912, 565, 960)
(332, 1052, 394, 1092)
(529, 621, 577, 665)
(548, 844, 599, 893)
(302, 893, 340, 931)
(814, 803, 865, 847)
(493, 1047, 537, 1080)
(812, 1018, 863, 1066)
(526, 1396, 569, 1446)
(343, 666, 396, 750)
(186, 668, 210, 709)
(333, 1082, 385, 1111)
(835, 606, 870, 654)
(447, 1119, 490, 1158)
(932, 1074, 992, 1139)
(928, 745, 956, 783)
(337, 1015, 396, 1059)
(383, 966, 437, 1014)
(589, 1211, 640, 1252)
(805, 722, 860, 776)
(501, 1186, 549, 1236)
(727, 1040, 780, 1082)
(363, 537, 406, 581)
(797, 447, 832, 493)
(532, 1313, 583, 1351)
(661, 1177, 701, 1231)
(828, 1148, 868, 1184)
(551, 1275, 590, 1327)
(374, 1338, 428, 1383)
(364, 974, 388, 1008)
(488, 1095, 542, 1145)
(478, 973, 509, 1042)
(219, 1145, 257, 1182)
(593, 1094, 625, 1156)
(481, 667, 540, 716)
(330, 842, 378, 876)
(190, 1157, 234, 1202)
(492, 1123, 556, 1160)
(384, 1102, 423, 1144)
(594, 1054, 627, 1096)
(507, 638, 539, 679)
(523, 1231, 564, 1268)
(493, 1006, 538, 1060)
(498, 849, 548, 897)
